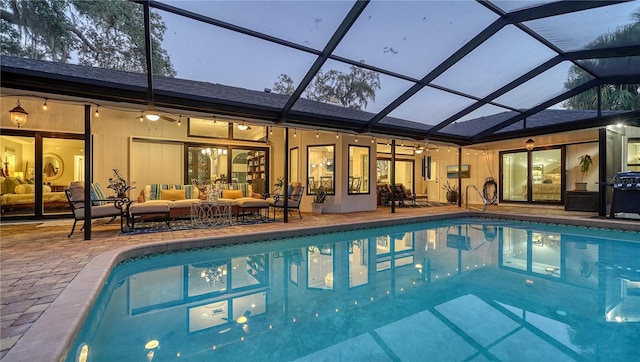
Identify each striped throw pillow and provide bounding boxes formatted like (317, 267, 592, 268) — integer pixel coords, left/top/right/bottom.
(90, 183, 107, 206)
(150, 184, 170, 200)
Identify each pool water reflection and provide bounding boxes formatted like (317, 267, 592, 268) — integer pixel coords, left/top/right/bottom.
(68, 218, 640, 361)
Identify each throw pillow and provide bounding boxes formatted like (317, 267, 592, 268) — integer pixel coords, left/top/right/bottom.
(150, 184, 171, 200)
(1, 177, 21, 194)
(161, 189, 186, 201)
(290, 185, 303, 199)
(68, 181, 85, 202)
(174, 184, 196, 199)
(14, 184, 35, 194)
(90, 183, 108, 206)
(222, 189, 243, 199)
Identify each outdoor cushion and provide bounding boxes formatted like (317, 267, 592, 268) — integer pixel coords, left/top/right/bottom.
(173, 184, 198, 199)
(73, 203, 120, 219)
(129, 202, 171, 216)
(68, 181, 85, 202)
(236, 198, 269, 208)
(90, 183, 108, 206)
(172, 199, 201, 208)
(222, 189, 243, 199)
(147, 184, 171, 200)
(161, 189, 186, 201)
(219, 183, 252, 197)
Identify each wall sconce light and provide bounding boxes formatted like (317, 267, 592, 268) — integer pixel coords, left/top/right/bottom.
(177, 115, 182, 127)
(9, 99, 28, 128)
(94, 105, 100, 118)
(525, 138, 535, 150)
(336, 131, 339, 139)
(415, 146, 423, 154)
(355, 135, 358, 143)
(293, 129, 297, 137)
(269, 127, 273, 136)
(237, 122, 250, 130)
(41, 99, 48, 111)
(371, 137, 375, 144)
(316, 130, 319, 138)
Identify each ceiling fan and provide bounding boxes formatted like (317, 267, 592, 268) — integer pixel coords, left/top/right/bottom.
(134, 111, 178, 123)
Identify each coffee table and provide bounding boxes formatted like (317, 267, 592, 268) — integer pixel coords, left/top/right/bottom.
(190, 201, 233, 228)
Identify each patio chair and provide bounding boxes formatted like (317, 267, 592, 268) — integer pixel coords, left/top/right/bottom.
(376, 183, 392, 206)
(320, 176, 333, 193)
(349, 176, 362, 193)
(267, 183, 304, 220)
(393, 184, 416, 206)
(65, 182, 123, 237)
(308, 177, 317, 193)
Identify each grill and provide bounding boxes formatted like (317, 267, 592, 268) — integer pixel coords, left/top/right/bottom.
(609, 172, 640, 218)
(611, 172, 640, 190)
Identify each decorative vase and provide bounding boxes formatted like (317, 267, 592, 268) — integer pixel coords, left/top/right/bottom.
(575, 182, 587, 191)
(312, 203, 323, 215)
(446, 191, 458, 204)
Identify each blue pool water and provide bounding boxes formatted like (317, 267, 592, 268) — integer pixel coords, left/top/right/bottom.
(68, 218, 640, 361)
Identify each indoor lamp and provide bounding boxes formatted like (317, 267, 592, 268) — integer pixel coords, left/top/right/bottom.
(9, 99, 28, 128)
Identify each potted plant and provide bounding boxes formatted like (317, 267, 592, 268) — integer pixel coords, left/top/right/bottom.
(442, 180, 458, 204)
(576, 154, 593, 191)
(312, 186, 327, 215)
(107, 169, 136, 198)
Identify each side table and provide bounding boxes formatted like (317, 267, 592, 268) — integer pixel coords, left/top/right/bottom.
(191, 201, 233, 228)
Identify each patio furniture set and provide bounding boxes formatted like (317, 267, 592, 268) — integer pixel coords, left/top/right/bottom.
(64, 181, 305, 236)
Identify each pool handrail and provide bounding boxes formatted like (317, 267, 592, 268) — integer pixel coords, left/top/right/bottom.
(466, 184, 488, 212)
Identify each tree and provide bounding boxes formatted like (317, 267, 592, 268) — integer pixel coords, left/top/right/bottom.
(272, 73, 295, 95)
(1, 0, 176, 77)
(273, 63, 381, 111)
(563, 10, 640, 111)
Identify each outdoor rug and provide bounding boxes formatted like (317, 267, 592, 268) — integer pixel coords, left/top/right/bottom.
(119, 216, 273, 236)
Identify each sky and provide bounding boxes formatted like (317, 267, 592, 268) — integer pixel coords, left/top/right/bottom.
(153, 0, 639, 126)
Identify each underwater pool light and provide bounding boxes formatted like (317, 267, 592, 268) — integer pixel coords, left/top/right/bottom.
(145, 340, 159, 349)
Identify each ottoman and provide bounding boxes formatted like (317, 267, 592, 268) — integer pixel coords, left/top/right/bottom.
(128, 201, 171, 230)
(235, 198, 270, 222)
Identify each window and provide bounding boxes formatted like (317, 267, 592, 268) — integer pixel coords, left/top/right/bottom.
(188, 118, 230, 138)
(290, 147, 299, 182)
(349, 240, 369, 288)
(348, 145, 369, 194)
(187, 146, 229, 184)
(232, 122, 266, 142)
(307, 145, 335, 195)
(307, 244, 334, 290)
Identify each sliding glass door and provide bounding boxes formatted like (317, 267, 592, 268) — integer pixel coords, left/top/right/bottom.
(501, 147, 563, 204)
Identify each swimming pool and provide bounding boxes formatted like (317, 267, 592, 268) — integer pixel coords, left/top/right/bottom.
(67, 218, 639, 361)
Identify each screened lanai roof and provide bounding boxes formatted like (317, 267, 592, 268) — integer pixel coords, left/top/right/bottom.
(1, 0, 639, 145)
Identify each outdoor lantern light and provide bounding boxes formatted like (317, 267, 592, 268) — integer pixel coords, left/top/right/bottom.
(237, 122, 249, 130)
(9, 99, 28, 128)
(415, 146, 423, 154)
(526, 138, 535, 150)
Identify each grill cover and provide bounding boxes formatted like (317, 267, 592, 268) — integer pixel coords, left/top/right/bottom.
(609, 172, 640, 217)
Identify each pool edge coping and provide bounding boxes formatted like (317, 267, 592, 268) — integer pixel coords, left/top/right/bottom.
(3, 211, 638, 362)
